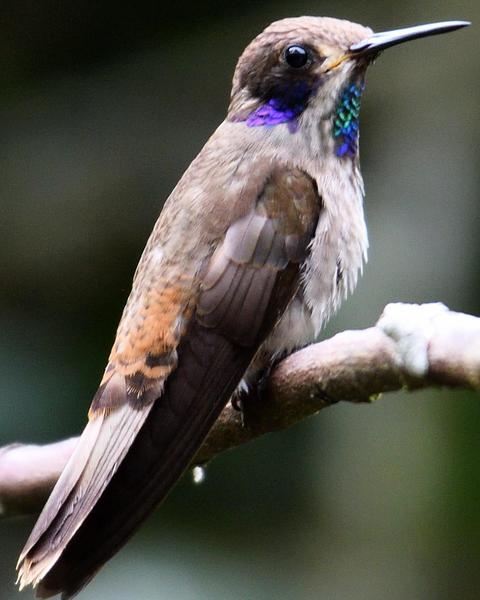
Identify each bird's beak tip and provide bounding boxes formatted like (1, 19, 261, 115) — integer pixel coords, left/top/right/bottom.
(350, 20, 471, 55)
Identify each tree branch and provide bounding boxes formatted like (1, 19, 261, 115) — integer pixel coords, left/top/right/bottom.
(1, 302, 479, 519)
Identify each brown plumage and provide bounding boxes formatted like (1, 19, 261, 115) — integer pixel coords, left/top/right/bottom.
(17, 163, 320, 598)
(17, 14, 468, 598)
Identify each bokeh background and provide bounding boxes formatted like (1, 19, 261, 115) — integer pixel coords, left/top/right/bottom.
(0, 1, 479, 599)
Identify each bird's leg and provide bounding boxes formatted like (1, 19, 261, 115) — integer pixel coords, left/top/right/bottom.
(231, 384, 249, 428)
(231, 361, 277, 427)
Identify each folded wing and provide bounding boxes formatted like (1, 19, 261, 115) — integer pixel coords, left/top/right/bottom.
(17, 166, 320, 599)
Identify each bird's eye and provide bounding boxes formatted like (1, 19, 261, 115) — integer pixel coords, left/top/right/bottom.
(284, 45, 309, 68)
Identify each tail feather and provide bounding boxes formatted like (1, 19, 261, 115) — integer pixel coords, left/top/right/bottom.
(17, 401, 154, 592)
(27, 325, 253, 599)
(18, 417, 103, 566)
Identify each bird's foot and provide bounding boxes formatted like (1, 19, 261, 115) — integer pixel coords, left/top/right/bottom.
(231, 391, 248, 427)
(231, 365, 275, 428)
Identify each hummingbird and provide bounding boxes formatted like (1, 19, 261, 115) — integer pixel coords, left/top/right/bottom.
(17, 16, 469, 598)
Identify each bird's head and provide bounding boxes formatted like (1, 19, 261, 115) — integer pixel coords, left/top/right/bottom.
(228, 16, 469, 157)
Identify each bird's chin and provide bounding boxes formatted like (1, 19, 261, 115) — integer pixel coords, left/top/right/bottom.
(308, 63, 361, 116)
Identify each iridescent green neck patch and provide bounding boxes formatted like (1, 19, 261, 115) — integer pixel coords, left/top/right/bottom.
(333, 81, 365, 157)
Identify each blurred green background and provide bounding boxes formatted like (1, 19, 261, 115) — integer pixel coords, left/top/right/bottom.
(0, 1, 479, 599)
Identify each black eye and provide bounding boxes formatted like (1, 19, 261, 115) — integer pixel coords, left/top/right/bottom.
(284, 45, 309, 68)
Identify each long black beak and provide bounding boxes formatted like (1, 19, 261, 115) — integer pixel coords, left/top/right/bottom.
(350, 20, 470, 54)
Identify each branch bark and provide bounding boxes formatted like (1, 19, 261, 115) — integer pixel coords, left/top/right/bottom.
(1, 302, 479, 519)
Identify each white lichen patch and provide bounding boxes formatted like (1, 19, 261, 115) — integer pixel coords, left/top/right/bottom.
(377, 302, 449, 377)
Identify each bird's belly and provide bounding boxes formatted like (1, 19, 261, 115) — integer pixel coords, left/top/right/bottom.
(239, 292, 316, 390)
(263, 293, 317, 357)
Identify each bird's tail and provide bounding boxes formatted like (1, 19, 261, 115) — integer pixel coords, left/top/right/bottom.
(17, 323, 252, 599)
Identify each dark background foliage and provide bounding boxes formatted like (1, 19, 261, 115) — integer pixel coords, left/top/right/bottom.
(1, 1, 479, 598)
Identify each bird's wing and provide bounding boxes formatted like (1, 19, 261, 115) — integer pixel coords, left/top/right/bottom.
(17, 166, 320, 599)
